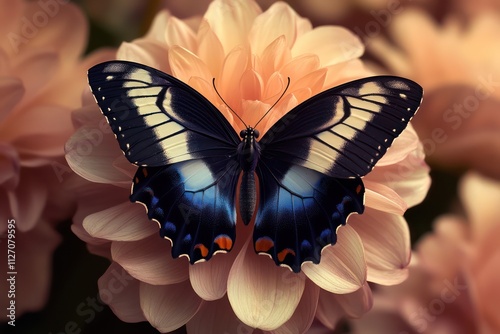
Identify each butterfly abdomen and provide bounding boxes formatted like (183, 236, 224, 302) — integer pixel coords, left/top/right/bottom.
(238, 127, 260, 225)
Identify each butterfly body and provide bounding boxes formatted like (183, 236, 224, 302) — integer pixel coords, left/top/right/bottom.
(88, 60, 423, 273)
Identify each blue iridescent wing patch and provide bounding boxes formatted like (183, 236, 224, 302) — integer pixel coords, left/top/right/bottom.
(88, 61, 423, 272)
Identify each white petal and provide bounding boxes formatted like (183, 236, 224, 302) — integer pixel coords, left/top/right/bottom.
(349, 209, 411, 285)
(227, 239, 306, 330)
(140, 280, 202, 333)
(303, 225, 366, 294)
(111, 235, 189, 285)
(83, 202, 157, 241)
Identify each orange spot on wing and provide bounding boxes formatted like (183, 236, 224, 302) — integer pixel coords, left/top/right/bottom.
(142, 169, 148, 177)
(356, 184, 362, 194)
(134, 177, 139, 184)
(194, 244, 209, 258)
(214, 235, 233, 251)
(255, 237, 274, 252)
(277, 248, 296, 262)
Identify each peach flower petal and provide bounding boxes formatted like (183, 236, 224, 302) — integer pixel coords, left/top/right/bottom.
(83, 202, 157, 241)
(196, 20, 225, 77)
(65, 126, 130, 184)
(316, 283, 373, 329)
(227, 238, 306, 330)
(204, 0, 261, 54)
(249, 2, 302, 56)
(169, 45, 213, 85)
(8, 169, 48, 232)
(117, 41, 170, 73)
(112, 235, 189, 285)
(292, 26, 364, 66)
(363, 181, 407, 215)
(186, 296, 253, 334)
(267, 280, 320, 334)
(303, 225, 366, 294)
(349, 209, 411, 285)
(140, 280, 203, 333)
(375, 126, 419, 167)
(98, 262, 146, 323)
(0, 77, 24, 122)
(164, 16, 197, 50)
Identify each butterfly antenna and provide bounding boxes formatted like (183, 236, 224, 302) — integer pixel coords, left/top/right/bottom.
(212, 78, 247, 128)
(253, 77, 291, 129)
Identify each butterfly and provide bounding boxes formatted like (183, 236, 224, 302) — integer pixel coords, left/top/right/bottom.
(87, 60, 422, 273)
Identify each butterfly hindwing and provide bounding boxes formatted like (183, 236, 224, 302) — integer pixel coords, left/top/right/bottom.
(259, 76, 423, 178)
(88, 61, 239, 167)
(131, 157, 241, 262)
(254, 161, 364, 272)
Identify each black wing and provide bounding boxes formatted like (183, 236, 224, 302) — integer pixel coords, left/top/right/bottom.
(254, 76, 422, 272)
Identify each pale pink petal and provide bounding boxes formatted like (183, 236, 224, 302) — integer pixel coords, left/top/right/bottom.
(219, 46, 249, 112)
(460, 172, 500, 241)
(316, 283, 373, 329)
(303, 225, 366, 294)
(117, 41, 170, 73)
(280, 55, 320, 84)
(0, 77, 24, 123)
(8, 169, 48, 232)
(196, 20, 225, 77)
(204, 0, 261, 54)
(0, 143, 20, 190)
(186, 296, 253, 334)
(65, 126, 130, 184)
(83, 202, 157, 241)
(111, 235, 189, 285)
(140, 280, 202, 333)
(249, 2, 301, 56)
(169, 45, 213, 85)
(323, 59, 369, 88)
(163, 16, 196, 51)
(22, 2, 87, 62)
(259, 36, 291, 82)
(267, 280, 320, 334)
(292, 27, 364, 66)
(0, 220, 60, 315)
(376, 126, 419, 167)
(98, 262, 146, 323)
(227, 239, 306, 330)
(349, 209, 411, 285)
(144, 10, 170, 42)
(0, 0, 24, 44)
(189, 244, 240, 301)
(364, 181, 407, 215)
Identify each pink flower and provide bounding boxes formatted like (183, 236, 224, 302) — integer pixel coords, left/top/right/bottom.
(368, 9, 500, 179)
(350, 172, 500, 334)
(66, 0, 430, 332)
(0, 0, 113, 317)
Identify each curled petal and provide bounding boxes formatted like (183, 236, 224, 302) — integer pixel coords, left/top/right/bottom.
(83, 202, 157, 241)
(111, 235, 189, 285)
(292, 27, 364, 67)
(303, 225, 366, 294)
(140, 280, 202, 333)
(204, 0, 261, 54)
(227, 239, 306, 330)
(98, 262, 146, 323)
(349, 209, 411, 285)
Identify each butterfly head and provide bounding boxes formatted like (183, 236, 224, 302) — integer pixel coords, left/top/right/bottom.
(240, 127, 260, 139)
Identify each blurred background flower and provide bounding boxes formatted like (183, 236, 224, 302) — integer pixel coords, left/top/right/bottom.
(2, 0, 499, 333)
(0, 0, 110, 320)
